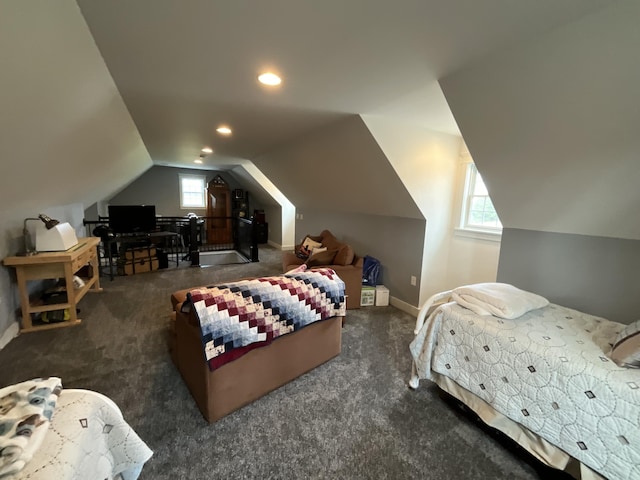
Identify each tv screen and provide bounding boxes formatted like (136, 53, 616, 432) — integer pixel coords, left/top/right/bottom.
(108, 205, 157, 234)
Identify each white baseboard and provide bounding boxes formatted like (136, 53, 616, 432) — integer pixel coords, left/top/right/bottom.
(0, 322, 19, 350)
(390, 296, 419, 317)
(269, 240, 294, 251)
(267, 240, 296, 251)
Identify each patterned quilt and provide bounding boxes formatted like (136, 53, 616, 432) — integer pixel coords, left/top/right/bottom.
(188, 268, 346, 371)
(410, 302, 640, 480)
(0, 378, 61, 478)
(10, 389, 153, 479)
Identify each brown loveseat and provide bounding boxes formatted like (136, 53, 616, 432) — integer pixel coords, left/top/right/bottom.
(169, 285, 343, 422)
(282, 229, 363, 310)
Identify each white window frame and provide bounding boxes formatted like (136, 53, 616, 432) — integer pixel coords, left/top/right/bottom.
(455, 162, 502, 241)
(179, 174, 206, 209)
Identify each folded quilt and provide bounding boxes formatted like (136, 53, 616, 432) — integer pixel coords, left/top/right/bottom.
(188, 268, 346, 371)
(0, 377, 62, 478)
(451, 282, 548, 319)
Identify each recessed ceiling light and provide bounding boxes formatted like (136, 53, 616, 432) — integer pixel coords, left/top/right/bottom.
(201, 147, 213, 154)
(258, 72, 281, 86)
(216, 126, 232, 136)
(194, 159, 203, 164)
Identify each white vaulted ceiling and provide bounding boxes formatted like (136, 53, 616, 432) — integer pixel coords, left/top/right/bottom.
(3, 0, 631, 242)
(76, 0, 612, 167)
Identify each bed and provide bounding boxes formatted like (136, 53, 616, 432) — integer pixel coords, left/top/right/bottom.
(409, 283, 640, 480)
(0, 378, 152, 479)
(169, 268, 346, 422)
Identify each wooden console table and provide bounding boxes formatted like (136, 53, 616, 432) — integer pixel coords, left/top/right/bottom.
(3, 237, 102, 333)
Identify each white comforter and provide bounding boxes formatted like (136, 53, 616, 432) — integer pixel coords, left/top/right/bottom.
(8, 389, 152, 480)
(410, 302, 640, 480)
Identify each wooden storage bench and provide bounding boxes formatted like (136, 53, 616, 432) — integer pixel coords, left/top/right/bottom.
(169, 284, 343, 422)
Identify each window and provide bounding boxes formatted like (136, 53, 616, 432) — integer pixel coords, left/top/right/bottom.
(460, 163, 502, 235)
(179, 174, 206, 209)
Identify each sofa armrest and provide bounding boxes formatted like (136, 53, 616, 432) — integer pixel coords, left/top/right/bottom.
(330, 263, 362, 310)
(282, 250, 304, 271)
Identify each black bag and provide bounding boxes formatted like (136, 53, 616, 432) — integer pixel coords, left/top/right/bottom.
(362, 255, 381, 286)
(92, 224, 113, 239)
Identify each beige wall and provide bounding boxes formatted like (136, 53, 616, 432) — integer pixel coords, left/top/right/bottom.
(446, 235, 500, 289)
(444, 146, 501, 290)
(362, 116, 462, 303)
(363, 116, 501, 304)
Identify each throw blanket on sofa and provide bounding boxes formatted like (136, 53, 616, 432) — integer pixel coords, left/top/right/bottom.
(0, 377, 62, 478)
(188, 268, 346, 371)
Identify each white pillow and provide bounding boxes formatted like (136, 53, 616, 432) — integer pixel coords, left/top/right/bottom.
(609, 319, 640, 368)
(301, 236, 322, 251)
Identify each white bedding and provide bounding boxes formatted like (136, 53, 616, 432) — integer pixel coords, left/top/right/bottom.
(8, 389, 152, 480)
(451, 282, 549, 319)
(410, 302, 640, 480)
(0, 378, 61, 477)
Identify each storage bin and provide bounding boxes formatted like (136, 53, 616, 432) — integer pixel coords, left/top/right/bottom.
(375, 285, 389, 306)
(360, 286, 375, 306)
(119, 257, 160, 275)
(125, 246, 157, 260)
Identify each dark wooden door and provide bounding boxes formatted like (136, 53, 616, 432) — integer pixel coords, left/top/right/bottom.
(206, 176, 232, 244)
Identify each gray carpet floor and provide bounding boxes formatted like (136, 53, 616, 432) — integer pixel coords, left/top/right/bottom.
(0, 246, 571, 479)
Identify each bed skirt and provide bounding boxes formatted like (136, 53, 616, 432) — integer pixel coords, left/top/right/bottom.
(431, 373, 605, 480)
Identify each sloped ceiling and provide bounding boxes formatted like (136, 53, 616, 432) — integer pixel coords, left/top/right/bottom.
(252, 115, 423, 219)
(440, 1, 640, 240)
(0, 0, 623, 231)
(76, 0, 612, 168)
(0, 1, 152, 216)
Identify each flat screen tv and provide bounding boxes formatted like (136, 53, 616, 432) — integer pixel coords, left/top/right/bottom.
(108, 205, 157, 234)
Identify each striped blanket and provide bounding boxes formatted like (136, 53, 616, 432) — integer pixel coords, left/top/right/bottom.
(187, 268, 346, 370)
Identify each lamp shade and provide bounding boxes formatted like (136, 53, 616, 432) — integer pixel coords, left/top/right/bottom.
(35, 222, 79, 252)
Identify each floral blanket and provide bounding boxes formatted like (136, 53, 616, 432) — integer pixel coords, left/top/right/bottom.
(8, 389, 153, 480)
(0, 377, 62, 478)
(188, 268, 346, 370)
